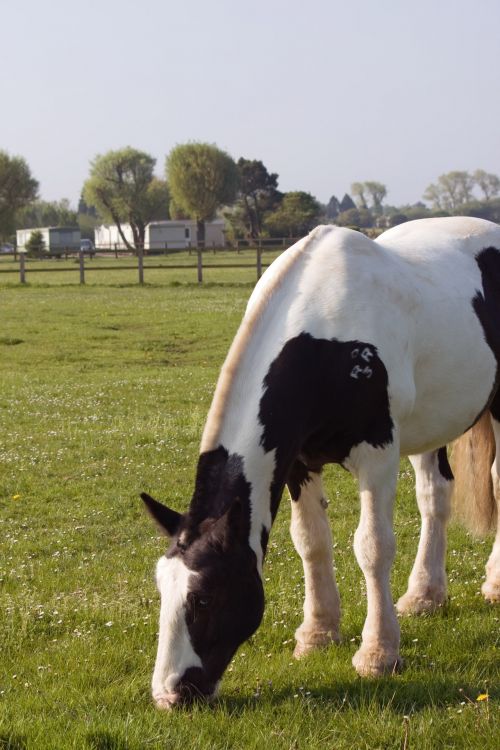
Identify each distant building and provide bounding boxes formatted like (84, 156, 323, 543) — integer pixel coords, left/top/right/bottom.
(94, 219, 226, 250)
(16, 226, 81, 254)
(94, 223, 134, 248)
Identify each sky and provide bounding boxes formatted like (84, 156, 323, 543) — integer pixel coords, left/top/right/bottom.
(1, 0, 499, 208)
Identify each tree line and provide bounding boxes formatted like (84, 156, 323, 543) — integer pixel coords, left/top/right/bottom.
(1, 144, 500, 248)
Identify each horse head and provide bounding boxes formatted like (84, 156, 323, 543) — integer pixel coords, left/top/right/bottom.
(141, 492, 265, 708)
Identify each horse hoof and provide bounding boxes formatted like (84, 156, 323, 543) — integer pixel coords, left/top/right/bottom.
(293, 630, 339, 659)
(482, 580, 500, 603)
(396, 591, 445, 615)
(293, 641, 317, 659)
(352, 647, 403, 677)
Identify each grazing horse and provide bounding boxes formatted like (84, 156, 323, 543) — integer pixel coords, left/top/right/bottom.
(142, 217, 500, 709)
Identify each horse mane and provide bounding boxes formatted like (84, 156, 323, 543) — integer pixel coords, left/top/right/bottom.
(199, 226, 336, 453)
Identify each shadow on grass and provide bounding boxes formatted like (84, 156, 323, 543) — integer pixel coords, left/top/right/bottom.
(85, 730, 131, 750)
(215, 676, 498, 716)
(0, 734, 28, 750)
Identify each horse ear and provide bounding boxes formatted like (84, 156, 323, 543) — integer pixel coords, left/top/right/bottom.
(141, 492, 182, 537)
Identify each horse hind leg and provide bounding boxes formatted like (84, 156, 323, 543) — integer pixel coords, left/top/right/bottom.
(483, 416, 500, 602)
(396, 449, 452, 615)
(288, 465, 341, 658)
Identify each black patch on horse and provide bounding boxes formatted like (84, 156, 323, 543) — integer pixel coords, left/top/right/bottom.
(163, 446, 265, 698)
(176, 520, 265, 695)
(437, 447, 454, 482)
(287, 459, 312, 501)
(473, 246, 500, 421)
(259, 332, 394, 518)
(178, 446, 252, 546)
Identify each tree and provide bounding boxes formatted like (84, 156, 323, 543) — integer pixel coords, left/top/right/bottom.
(351, 182, 368, 209)
(325, 195, 340, 220)
(423, 183, 444, 211)
(0, 150, 39, 239)
(424, 171, 474, 212)
(235, 158, 279, 238)
(166, 143, 239, 245)
(473, 169, 500, 202)
(351, 181, 387, 213)
(443, 171, 474, 207)
(339, 193, 356, 212)
(265, 192, 321, 237)
(17, 199, 78, 229)
(78, 194, 97, 217)
(146, 178, 171, 221)
(364, 181, 387, 214)
(83, 147, 169, 250)
(457, 198, 500, 224)
(77, 194, 99, 240)
(389, 202, 430, 221)
(388, 213, 409, 227)
(336, 207, 374, 228)
(25, 229, 45, 257)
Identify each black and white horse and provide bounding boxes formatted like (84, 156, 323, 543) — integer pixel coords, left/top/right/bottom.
(142, 217, 500, 708)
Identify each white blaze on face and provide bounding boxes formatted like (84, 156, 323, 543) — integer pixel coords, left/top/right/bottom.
(151, 555, 202, 703)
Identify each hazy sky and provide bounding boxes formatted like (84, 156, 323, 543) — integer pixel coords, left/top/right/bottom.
(1, 0, 499, 208)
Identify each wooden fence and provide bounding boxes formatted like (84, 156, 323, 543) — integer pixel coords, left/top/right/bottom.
(0, 242, 301, 285)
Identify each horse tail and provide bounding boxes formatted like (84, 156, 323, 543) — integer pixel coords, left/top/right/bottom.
(451, 412, 498, 536)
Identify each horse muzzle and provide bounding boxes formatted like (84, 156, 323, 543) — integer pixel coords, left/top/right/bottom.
(154, 668, 218, 709)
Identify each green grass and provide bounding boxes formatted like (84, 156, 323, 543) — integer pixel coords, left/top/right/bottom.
(0, 274, 498, 749)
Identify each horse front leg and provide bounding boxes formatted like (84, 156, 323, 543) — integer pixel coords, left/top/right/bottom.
(288, 467, 341, 658)
(397, 450, 452, 615)
(348, 442, 402, 677)
(483, 417, 500, 602)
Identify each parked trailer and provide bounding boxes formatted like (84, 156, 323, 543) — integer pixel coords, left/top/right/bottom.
(16, 227, 81, 255)
(94, 219, 226, 251)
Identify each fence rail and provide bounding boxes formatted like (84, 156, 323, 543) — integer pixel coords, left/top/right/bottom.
(0, 243, 298, 284)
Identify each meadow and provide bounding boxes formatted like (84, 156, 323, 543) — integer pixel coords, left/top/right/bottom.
(0, 268, 498, 749)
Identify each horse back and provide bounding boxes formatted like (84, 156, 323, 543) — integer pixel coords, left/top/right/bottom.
(204, 219, 500, 460)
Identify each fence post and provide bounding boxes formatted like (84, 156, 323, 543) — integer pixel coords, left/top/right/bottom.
(79, 251, 85, 284)
(256, 243, 262, 280)
(138, 245, 144, 284)
(197, 248, 203, 283)
(19, 253, 26, 284)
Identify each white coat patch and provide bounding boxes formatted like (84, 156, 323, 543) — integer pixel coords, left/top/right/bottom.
(151, 556, 202, 701)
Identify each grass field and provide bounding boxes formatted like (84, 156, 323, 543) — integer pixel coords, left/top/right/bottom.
(0, 270, 498, 749)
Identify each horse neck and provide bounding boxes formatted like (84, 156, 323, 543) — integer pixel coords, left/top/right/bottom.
(196, 239, 317, 566)
(195, 372, 295, 571)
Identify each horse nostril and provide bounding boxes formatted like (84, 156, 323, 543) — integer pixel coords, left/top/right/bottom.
(177, 667, 214, 703)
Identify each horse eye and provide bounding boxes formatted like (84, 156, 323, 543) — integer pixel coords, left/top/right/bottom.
(189, 593, 211, 609)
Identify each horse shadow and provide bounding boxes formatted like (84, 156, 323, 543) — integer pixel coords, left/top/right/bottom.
(0, 734, 28, 750)
(85, 730, 130, 750)
(215, 675, 496, 716)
